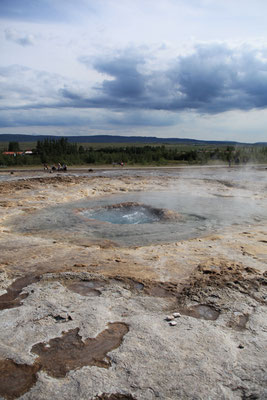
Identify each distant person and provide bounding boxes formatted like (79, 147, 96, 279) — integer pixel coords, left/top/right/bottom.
(43, 163, 49, 170)
(57, 163, 62, 171)
(62, 164, 67, 171)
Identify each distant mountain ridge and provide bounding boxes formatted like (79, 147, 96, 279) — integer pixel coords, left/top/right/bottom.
(0, 134, 265, 145)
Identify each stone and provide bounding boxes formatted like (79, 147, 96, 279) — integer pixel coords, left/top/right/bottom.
(166, 315, 174, 321)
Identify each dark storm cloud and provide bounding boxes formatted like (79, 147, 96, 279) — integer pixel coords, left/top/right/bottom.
(76, 52, 148, 110)
(93, 55, 146, 99)
(76, 44, 267, 114)
(1, 44, 267, 130)
(170, 44, 267, 112)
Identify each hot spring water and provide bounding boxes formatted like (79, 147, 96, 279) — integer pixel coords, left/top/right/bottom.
(8, 185, 267, 246)
(82, 204, 161, 225)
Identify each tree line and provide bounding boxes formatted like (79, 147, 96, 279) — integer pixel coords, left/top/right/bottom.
(0, 138, 267, 167)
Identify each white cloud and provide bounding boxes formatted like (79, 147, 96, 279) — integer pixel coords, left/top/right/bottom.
(1, 0, 267, 141)
(4, 28, 35, 46)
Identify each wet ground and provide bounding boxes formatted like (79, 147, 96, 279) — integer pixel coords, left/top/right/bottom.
(6, 167, 267, 246)
(32, 322, 129, 377)
(0, 166, 266, 399)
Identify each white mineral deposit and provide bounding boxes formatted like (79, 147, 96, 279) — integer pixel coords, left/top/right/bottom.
(0, 166, 266, 400)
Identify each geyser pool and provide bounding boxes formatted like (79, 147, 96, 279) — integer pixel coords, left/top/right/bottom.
(7, 185, 267, 247)
(81, 203, 161, 225)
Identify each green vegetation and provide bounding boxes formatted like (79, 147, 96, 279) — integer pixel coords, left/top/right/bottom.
(8, 142, 21, 152)
(0, 138, 267, 167)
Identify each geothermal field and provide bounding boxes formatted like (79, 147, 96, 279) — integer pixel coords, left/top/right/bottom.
(0, 166, 266, 400)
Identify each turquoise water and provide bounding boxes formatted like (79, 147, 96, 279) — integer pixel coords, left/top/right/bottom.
(82, 204, 160, 225)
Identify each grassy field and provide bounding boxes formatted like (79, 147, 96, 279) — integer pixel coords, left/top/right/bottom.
(1, 139, 266, 168)
(0, 140, 221, 152)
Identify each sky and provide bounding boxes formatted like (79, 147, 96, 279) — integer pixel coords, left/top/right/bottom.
(1, 0, 267, 142)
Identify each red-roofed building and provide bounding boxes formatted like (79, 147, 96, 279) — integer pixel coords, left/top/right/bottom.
(2, 151, 24, 156)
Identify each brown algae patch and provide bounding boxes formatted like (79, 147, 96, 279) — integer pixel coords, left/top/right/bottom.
(0, 359, 40, 400)
(0, 275, 40, 311)
(31, 322, 129, 378)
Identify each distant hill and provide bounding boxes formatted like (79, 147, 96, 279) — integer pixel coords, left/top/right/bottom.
(0, 133, 265, 146)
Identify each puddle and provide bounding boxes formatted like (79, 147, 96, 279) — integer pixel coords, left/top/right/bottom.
(180, 305, 220, 320)
(0, 322, 129, 398)
(31, 322, 129, 378)
(93, 394, 137, 400)
(228, 313, 249, 330)
(62, 276, 177, 299)
(111, 278, 179, 298)
(0, 275, 40, 311)
(236, 314, 249, 329)
(53, 315, 72, 323)
(145, 284, 176, 298)
(133, 282, 144, 291)
(66, 281, 102, 297)
(0, 359, 40, 400)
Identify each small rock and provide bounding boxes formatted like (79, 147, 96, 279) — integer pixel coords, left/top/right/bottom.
(73, 263, 87, 268)
(166, 315, 174, 321)
(173, 312, 181, 318)
(169, 321, 177, 326)
(238, 344, 244, 349)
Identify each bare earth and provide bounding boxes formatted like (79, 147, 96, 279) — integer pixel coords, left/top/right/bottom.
(0, 167, 266, 400)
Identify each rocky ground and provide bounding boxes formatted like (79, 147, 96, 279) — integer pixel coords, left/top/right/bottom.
(0, 167, 266, 400)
